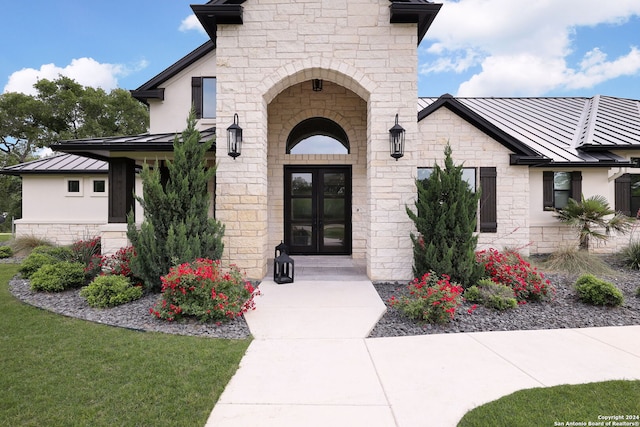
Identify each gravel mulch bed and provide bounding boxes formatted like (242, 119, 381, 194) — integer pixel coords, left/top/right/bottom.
(369, 260, 640, 337)
(5, 256, 640, 340)
(8, 272, 251, 340)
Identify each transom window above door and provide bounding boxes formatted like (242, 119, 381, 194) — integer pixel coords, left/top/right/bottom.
(286, 117, 349, 155)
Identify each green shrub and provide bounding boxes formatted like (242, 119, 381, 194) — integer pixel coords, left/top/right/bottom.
(0, 246, 13, 258)
(463, 285, 482, 303)
(19, 252, 59, 279)
(30, 262, 86, 292)
(80, 275, 143, 308)
(575, 274, 624, 306)
(620, 240, 640, 270)
(464, 279, 518, 311)
(636, 286, 640, 298)
(32, 245, 74, 261)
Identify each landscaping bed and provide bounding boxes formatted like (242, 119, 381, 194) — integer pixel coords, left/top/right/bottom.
(369, 261, 640, 337)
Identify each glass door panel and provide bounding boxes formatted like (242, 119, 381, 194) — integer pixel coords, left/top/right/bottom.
(284, 166, 351, 255)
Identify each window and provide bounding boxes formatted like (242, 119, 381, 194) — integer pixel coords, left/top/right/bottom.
(67, 180, 80, 193)
(191, 77, 216, 119)
(418, 167, 476, 190)
(287, 117, 349, 155)
(416, 167, 497, 233)
(66, 178, 83, 197)
(543, 171, 581, 210)
(93, 180, 106, 193)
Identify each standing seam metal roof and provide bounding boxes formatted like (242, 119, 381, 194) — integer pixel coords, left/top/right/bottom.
(418, 95, 640, 165)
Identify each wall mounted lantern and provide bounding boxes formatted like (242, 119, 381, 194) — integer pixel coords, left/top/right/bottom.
(227, 113, 243, 159)
(389, 113, 405, 160)
(312, 79, 323, 92)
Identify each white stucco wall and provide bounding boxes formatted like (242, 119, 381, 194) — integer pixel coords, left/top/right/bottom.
(148, 50, 217, 134)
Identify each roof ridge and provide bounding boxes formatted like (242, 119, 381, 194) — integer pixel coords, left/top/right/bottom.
(576, 95, 601, 148)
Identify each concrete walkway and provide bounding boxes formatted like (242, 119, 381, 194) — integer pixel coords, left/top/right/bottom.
(206, 268, 640, 426)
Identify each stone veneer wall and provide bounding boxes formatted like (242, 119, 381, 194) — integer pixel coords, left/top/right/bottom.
(14, 221, 104, 246)
(214, 0, 419, 280)
(266, 80, 367, 259)
(417, 107, 532, 254)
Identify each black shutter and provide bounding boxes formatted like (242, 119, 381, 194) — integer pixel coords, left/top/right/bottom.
(479, 167, 497, 233)
(108, 158, 136, 223)
(191, 77, 202, 119)
(615, 174, 631, 216)
(570, 171, 582, 201)
(543, 171, 554, 210)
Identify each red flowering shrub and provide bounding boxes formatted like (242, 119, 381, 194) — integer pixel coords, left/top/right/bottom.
(389, 271, 464, 324)
(476, 248, 555, 303)
(70, 237, 102, 280)
(150, 259, 260, 323)
(101, 246, 141, 284)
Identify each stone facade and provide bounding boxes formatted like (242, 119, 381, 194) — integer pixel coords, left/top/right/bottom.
(15, 221, 104, 246)
(214, 0, 419, 280)
(417, 107, 532, 253)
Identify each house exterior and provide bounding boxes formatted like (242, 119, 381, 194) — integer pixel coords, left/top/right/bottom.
(3, 0, 640, 281)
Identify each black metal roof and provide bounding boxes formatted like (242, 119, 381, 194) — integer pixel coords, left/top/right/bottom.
(51, 128, 216, 161)
(131, 41, 215, 104)
(418, 95, 640, 167)
(389, 0, 442, 45)
(0, 153, 108, 176)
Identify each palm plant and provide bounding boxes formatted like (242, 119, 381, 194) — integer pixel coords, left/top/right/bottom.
(554, 194, 633, 251)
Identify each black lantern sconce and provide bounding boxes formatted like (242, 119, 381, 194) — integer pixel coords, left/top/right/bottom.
(312, 79, 323, 92)
(273, 241, 295, 284)
(389, 113, 405, 161)
(227, 113, 243, 159)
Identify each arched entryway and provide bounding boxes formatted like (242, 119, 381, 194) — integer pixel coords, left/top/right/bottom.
(284, 117, 352, 254)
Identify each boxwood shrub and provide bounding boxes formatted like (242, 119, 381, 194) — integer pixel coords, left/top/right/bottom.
(80, 275, 143, 308)
(30, 261, 86, 292)
(575, 274, 624, 306)
(0, 246, 13, 258)
(464, 278, 518, 311)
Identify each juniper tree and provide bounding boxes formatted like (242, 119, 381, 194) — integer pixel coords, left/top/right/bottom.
(127, 111, 224, 290)
(406, 143, 483, 287)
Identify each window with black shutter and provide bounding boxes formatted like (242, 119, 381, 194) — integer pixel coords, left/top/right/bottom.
(479, 167, 497, 233)
(191, 77, 216, 119)
(543, 171, 582, 210)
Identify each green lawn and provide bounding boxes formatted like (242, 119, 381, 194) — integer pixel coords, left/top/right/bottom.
(0, 264, 250, 427)
(459, 380, 640, 426)
(0, 233, 12, 243)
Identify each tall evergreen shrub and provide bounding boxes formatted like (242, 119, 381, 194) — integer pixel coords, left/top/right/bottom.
(127, 111, 225, 290)
(406, 144, 483, 287)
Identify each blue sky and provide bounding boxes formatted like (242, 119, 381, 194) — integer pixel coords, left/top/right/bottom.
(2, 0, 640, 99)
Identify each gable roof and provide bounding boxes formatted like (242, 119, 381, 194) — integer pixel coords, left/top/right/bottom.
(418, 94, 640, 166)
(130, 41, 215, 104)
(0, 153, 108, 176)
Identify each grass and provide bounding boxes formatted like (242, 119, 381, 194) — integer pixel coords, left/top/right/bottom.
(539, 246, 615, 276)
(458, 380, 640, 426)
(0, 233, 12, 243)
(0, 264, 250, 427)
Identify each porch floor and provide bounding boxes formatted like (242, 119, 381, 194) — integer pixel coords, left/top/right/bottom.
(266, 255, 368, 281)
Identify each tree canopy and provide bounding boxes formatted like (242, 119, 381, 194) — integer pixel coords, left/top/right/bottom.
(0, 76, 149, 231)
(0, 75, 149, 163)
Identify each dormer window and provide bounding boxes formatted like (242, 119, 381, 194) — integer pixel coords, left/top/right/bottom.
(192, 77, 216, 119)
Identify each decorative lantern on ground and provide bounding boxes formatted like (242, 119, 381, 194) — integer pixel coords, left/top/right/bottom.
(275, 241, 289, 258)
(273, 241, 294, 284)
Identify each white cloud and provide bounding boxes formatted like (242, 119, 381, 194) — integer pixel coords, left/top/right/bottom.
(421, 0, 640, 96)
(179, 14, 206, 35)
(3, 57, 126, 95)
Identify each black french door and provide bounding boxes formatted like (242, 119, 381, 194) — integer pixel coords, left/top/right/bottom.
(284, 166, 352, 255)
